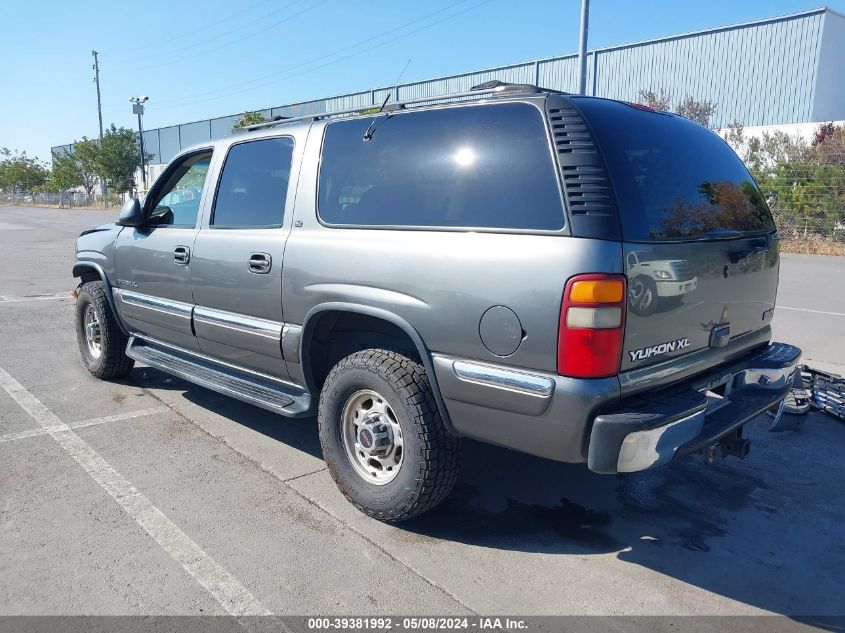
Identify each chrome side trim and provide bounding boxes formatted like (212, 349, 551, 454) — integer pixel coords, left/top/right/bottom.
(116, 289, 193, 320)
(193, 306, 282, 340)
(130, 333, 301, 389)
(281, 324, 302, 363)
(452, 360, 554, 397)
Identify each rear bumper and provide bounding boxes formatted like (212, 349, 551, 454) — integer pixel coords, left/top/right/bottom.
(587, 342, 801, 474)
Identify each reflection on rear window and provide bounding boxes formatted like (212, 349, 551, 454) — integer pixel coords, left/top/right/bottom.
(574, 98, 775, 241)
(318, 103, 565, 231)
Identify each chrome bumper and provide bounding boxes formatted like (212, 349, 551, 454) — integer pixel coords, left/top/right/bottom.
(588, 342, 802, 474)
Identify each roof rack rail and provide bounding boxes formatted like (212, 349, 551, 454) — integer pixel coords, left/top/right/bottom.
(469, 79, 543, 94)
(240, 81, 555, 132)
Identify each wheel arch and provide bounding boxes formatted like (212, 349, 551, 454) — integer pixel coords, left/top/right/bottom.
(299, 302, 456, 434)
(72, 261, 129, 335)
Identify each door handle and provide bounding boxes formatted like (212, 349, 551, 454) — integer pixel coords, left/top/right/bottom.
(173, 246, 191, 265)
(248, 252, 271, 274)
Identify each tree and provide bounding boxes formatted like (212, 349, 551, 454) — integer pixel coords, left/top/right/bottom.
(637, 89, 718, 128)
(49, 151, 83, 207)
(675, 96, 717, 128)
(811, 122, 845, 168)
(95, 124, 146, 193)
(637, 89, 671, 112)
(0, 147, 48, 194)
(724, 121, 746, 159)
(232, 111, 267, 131)
(739, 129, 845, 237)
(72, 138, 102, 196)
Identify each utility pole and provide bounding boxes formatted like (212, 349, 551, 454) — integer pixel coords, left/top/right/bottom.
(92, 51, 107, 197)
(92, 51, 104, 139)
(577, 0, 590, 95)
(130, 96, 149, 190)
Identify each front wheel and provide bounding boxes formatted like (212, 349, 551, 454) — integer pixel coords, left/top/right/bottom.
(75, 281, 134, 380)
(318, 349, 461, 522)
(628, 275, 658, 316)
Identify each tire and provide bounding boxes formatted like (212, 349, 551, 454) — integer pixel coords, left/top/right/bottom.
(628, 275, 659, 316)
(75, 281, 134, 380)
(318, 349, 460, 522)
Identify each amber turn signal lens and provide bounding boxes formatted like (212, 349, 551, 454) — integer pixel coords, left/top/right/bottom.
(569, 279, 624, 304)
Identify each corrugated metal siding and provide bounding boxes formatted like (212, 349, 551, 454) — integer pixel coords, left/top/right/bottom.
(53, 8, 834, 163)
(589, 11, 824, 127)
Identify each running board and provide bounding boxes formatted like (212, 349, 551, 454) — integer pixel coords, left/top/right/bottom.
(126, 336, 313, 417)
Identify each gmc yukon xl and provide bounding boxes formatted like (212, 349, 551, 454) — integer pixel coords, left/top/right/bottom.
(72, 81, 801, 521)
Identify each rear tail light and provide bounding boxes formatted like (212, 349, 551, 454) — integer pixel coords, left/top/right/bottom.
(558, 274, 627, 378)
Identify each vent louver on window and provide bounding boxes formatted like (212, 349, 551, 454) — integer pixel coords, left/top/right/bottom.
(546, 99, 620, 240)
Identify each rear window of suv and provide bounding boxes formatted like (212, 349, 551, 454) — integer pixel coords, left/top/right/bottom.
(318, 103, 565, 231)
(574, 98, 775, 241)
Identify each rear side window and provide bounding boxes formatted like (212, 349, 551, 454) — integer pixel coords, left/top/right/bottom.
(212, 137, 294, 228)
(318, 103, 564, 230)
(574, 98, 775, 241)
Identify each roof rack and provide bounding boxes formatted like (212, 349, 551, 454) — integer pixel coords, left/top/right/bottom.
(240, 81, 556, 132)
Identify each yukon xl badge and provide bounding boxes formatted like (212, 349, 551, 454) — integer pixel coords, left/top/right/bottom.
(629, 338, 690, 362)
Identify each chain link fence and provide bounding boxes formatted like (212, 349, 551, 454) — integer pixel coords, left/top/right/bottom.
(772, 213, 845, 255)
(0, 192, 122, 209)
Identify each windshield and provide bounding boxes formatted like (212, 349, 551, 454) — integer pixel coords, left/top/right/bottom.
(574, 98, 775, 241)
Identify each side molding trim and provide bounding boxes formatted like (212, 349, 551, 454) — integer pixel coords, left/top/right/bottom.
(194, 306, 282, 340)
(452, 360, 555, 396)
(117, 290, 193, 320)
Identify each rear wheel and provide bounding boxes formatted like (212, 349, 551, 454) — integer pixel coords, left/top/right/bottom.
(75, 281, 134, 380)
(318, 349, 460, 522)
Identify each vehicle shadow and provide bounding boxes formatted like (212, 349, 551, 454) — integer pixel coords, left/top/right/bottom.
(129, 366, 844, 615)
(402, 417, 845, 616)
(128, 366, 323, 459)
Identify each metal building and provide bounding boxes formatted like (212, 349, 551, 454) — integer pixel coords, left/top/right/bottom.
(52, 6, 845, 165)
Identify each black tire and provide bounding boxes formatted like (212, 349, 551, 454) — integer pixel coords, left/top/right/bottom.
(628, 275, 659, 316)
(75, 281, 134, 380)
(318, 349, 460, 522)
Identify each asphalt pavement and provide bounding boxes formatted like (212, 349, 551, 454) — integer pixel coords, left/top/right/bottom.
(1, 205, 843, 618)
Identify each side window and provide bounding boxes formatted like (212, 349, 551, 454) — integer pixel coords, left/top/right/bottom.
(212, 137, 294, 228)
(147, 151, 212, 227)
(317, 103, 564, 231)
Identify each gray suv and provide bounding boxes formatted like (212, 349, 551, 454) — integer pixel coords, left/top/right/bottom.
(72, 82, 801, 521)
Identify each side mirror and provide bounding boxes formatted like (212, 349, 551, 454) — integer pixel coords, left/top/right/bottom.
(118, 197, 143, 227)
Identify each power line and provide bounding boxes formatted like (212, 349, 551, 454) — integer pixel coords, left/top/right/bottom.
(109, 0, 324, 72)
(108, 0, 275, 58)
(145, 0, 486, 111)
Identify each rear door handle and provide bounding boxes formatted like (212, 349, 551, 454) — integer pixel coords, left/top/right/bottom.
(173, 246, 190, 265)
(248, 252, 271, 274)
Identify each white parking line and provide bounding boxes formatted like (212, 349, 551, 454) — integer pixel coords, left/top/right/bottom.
(0, 406, 168, 443)
(0, 293, 70, 304)
(0, 366, 270, 616)
(779, 306, 845, 317)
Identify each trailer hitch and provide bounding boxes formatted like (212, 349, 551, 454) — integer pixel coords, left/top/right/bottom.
(702, 428, 751, 464)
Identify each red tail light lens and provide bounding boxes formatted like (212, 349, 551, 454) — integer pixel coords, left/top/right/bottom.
(558, 274, 627, 378)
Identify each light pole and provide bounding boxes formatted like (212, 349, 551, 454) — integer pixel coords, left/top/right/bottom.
(129, 96, 149, 190)
(577, 0, 590, 95)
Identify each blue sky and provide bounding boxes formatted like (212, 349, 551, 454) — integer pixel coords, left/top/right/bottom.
(2, 0, 844, 160)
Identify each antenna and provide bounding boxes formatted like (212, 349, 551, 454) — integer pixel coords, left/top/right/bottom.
(364, 59, 412, 141)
